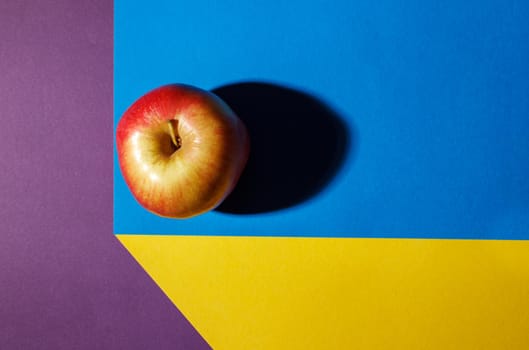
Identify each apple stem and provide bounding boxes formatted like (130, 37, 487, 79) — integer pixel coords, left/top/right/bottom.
(168, 119, 181, 151)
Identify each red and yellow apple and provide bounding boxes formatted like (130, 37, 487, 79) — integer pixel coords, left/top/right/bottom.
(116, 84, 249, 218)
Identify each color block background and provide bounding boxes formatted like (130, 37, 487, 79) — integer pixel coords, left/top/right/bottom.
(114, 0, 529, 238)
(2, 0, 529, 349)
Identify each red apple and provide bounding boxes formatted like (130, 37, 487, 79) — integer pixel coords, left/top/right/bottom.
(116, 84, 249, 218)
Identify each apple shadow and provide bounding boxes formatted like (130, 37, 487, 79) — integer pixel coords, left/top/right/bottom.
(213, 82, 353, 214)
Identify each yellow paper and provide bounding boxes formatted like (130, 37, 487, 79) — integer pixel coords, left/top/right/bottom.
(118, 235, 529, 349)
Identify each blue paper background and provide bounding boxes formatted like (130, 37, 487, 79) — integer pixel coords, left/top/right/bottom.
(115, 0, 529, 238)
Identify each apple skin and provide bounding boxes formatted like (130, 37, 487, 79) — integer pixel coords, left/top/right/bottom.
(116, 84, 249, 218)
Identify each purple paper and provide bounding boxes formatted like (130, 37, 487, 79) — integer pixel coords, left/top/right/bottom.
(0, 1, 209, 348)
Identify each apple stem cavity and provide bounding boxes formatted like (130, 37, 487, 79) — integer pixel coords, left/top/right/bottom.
(168, 119, 182, 153)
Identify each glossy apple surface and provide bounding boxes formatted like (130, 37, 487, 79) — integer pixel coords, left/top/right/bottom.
(116, 84, 249, 218)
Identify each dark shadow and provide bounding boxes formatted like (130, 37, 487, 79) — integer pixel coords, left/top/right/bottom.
(213, 82, 353, 214)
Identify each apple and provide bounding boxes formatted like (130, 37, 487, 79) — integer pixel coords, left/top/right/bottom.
(116, 84, 250, 218)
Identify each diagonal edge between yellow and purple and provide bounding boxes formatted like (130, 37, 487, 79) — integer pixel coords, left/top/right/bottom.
(116, 234, 529, 350)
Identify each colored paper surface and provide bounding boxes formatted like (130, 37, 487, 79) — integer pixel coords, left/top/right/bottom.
(118, 235, 529, 350)
(2, 0, 520, 349)
(114, 0, 529, 238)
